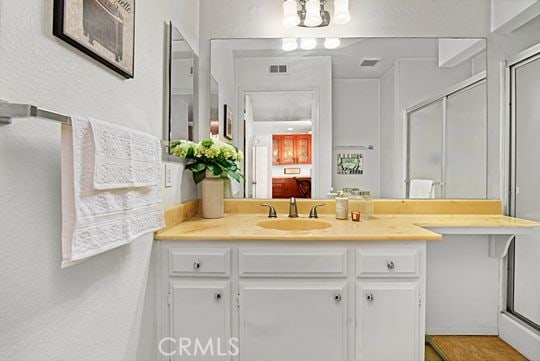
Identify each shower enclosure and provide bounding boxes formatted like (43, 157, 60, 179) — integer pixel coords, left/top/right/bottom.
(406, 72, 487, 198)
(507, 44, 540, 332)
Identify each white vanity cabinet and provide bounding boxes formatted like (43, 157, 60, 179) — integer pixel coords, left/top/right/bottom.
(169, 280, 232, 361)
(239, 282, 348, 361)
(158, 241, 426, 361)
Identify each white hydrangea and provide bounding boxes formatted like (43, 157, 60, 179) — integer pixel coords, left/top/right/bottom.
(171, 140, 195, 158)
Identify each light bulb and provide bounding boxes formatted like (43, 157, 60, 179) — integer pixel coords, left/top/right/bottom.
(324, 37, 341, 49)
(333, 0, 351, 25)
(304, 0, 322, 27)
(282, 0, 300, 28)
(301, 38, 317, 50)
(282, 38, 298, 51)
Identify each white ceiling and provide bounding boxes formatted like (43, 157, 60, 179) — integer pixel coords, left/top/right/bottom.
(248, 91, 313, 122)
(227, 38, 441, 79)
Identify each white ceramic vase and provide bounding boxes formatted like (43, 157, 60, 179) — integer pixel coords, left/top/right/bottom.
(201, 172, 224, 219)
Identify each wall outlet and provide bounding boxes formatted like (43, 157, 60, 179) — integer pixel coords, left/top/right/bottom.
(165, 164, 173, 188)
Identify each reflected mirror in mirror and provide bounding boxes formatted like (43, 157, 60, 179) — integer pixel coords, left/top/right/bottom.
(165, 22, 196, 153)
(210, 76, 220, 137)
(210, 38, 487, 199)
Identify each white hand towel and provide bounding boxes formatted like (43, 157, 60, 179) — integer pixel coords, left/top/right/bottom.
(89, 118, 161, 190)
(61, 116, 164, 267)
(409, 179, 434, 199)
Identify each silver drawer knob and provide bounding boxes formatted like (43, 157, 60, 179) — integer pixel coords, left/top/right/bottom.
(387, 260, 395, 270)
(334, 294, 342, 302)
(366, 293, 374, 302)
(193, 260, 201, 270)
(215, 292, 222, 300)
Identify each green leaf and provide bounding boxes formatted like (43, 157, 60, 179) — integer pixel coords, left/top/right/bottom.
(186, 162, 205, 172)
(207, 164, 223, 176)
(226, 170, 242, 182)
(192, 170, 206, 184)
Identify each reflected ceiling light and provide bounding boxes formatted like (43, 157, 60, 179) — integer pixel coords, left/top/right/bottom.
(282, 38, 298, 51)
(282, 0, 301, 27)
(300, 38, 317, 50)
(287, 128, 294, 131)
(324, 37, 341, 49)
(282, 0, 350, 28)
(304, 0, 323, 27)
(333, 0, 351, 25)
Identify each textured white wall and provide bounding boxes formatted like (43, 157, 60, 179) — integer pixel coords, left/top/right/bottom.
(0, 0, 197, 360)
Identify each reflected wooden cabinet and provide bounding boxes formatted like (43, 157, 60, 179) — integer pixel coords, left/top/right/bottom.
(272, 134, 312, 165)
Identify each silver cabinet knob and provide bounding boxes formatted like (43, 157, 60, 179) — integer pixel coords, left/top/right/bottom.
(387, 260, 395, 270)
(215, 292, 222, 300)
(334, 294, 342, 302)
(366, 293, 374, 302)
(193, 260, 201, 270)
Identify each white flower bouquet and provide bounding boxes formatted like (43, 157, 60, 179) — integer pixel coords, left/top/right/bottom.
(170, 139, 244, 184)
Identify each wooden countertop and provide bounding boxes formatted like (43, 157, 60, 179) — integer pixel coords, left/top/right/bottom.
(155, 213, 539, 241)
(155, 199, 540, 241)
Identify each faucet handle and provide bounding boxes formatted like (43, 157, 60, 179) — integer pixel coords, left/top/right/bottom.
(309, 204, 326, 218)
(260, 204, 277, 218)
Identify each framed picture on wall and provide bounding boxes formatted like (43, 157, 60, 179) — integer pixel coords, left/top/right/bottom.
(224, 104, 233, 140)
(53, 0, 136, 78)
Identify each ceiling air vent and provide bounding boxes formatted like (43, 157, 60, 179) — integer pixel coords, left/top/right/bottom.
(360, 58, 381, 67)
(269, 64, 288, 74)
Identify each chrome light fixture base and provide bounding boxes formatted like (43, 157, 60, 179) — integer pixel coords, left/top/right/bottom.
(297, 0, 330, 28)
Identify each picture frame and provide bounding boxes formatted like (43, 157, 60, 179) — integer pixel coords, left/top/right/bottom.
(53, 0, 136, 79)
(337, 153, 364, 175)
(224, 104, 233, 140)
(284, 168, 301, 175)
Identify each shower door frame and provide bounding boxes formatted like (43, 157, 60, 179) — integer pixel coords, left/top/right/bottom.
(405, 71, 487, 198)
(506, 42, 540, 332)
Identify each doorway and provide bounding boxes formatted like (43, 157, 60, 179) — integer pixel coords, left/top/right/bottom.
(243, 90, 316, 199)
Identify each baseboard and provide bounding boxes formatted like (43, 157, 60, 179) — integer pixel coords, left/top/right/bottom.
(426, 327, 499, 335)
(499, 313, 540, 361)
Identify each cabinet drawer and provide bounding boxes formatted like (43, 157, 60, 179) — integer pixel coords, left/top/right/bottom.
(169, 248, 231, 277)
(239, 248, 348, 277)
(356, 249, 419, 278)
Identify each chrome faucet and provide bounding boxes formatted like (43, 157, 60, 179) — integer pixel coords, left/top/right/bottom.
(288, 197, 299, 218)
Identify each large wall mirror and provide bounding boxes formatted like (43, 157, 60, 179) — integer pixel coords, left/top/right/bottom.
(164, 22, 197, 157)
(210, 38, 487, 199)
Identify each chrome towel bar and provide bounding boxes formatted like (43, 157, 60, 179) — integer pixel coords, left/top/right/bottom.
(0, 100, 72, 125)
(0, 99, 169, 149)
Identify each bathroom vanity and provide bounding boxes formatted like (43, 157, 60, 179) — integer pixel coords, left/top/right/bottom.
(154, 200, 539, 361)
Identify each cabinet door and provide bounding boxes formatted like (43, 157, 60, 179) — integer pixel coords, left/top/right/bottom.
(280, 135, 296, 164)
(169, 280, 232, 361)
(357, 282, 420, 361)
(295, 134, 312, 164)
(272, 136, 280, 165)
(240, 282, 347, 361)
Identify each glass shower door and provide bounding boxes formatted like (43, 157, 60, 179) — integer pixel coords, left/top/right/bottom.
(509, 53, 540, 330)
(407, 100, 444, 198)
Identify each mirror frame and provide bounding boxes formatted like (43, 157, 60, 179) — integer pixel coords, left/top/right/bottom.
(163, 21, 198, 162)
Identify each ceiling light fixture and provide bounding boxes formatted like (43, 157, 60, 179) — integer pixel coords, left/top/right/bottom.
(300, 38, 317, 50)
(282, 38, 298, 51)
(324, 37, 341, 49)
(282, 0, 350, 28)
(282, 0, 301, 27)
(333, 0, 351, 25)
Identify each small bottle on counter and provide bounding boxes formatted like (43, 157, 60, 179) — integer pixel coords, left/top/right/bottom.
(335, 195, 349, 220)
(359, 191, 374, 220)
(327, 187, 338, 199)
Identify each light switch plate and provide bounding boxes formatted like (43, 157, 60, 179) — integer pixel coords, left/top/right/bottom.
(165, 164, 173, 188)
